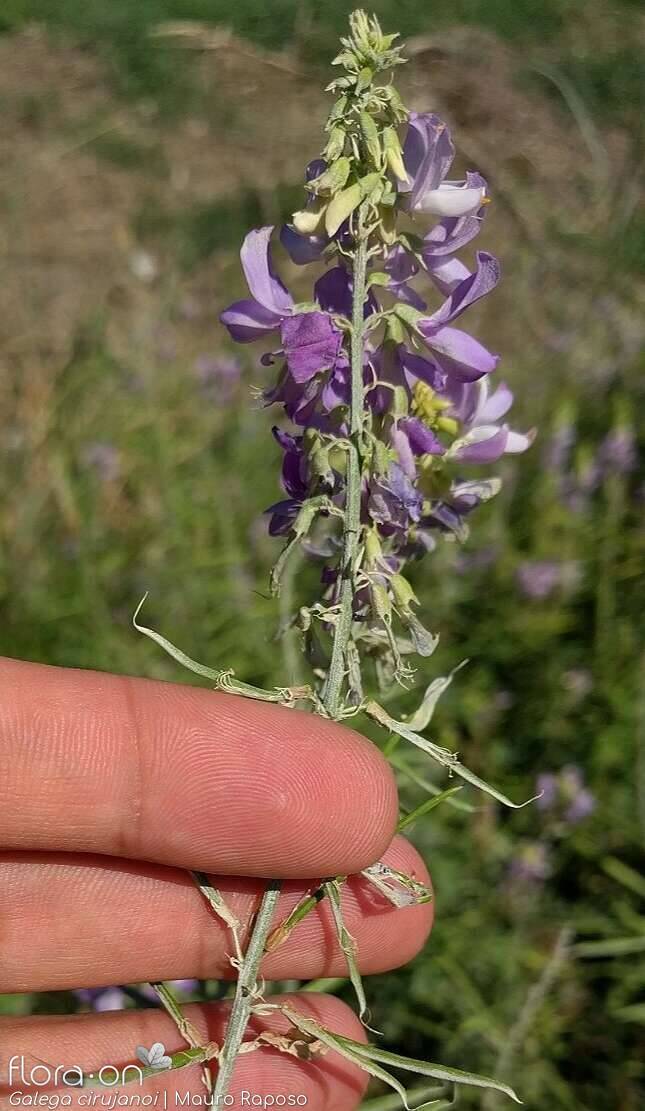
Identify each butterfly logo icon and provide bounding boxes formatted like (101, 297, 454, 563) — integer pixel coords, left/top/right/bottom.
(136, 1043, 172, 1070)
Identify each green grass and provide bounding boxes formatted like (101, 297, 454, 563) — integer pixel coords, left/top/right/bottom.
(2, 0, 574, 101)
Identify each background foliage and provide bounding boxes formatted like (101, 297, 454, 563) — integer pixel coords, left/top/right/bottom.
(0, 2, 643, 1108)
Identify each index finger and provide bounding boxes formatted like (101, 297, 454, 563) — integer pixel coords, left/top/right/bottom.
(0, 657, 397, 877)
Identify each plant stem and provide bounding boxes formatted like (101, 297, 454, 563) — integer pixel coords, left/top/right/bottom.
(211, 880, 281, 1101)
(323, 220, 369, 718)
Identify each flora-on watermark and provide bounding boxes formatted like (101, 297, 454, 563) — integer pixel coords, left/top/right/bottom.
(6, 1055, 145, 1090)
(6, 1053, 309, 1108)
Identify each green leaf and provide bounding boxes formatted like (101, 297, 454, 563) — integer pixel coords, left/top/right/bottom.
(355, 66, 374, 93)
(397, 787, 464, 832)
(325, 879, 374, 1028)
(405, 662, 468, 732)
(574, 936, 645, 957)
(279, 1009, 411, 1109)
(335, 1037, 522, 1104)
(602, 856, 645, 898)
(324, 126, 346, 162)
(366, 701, 538, 809)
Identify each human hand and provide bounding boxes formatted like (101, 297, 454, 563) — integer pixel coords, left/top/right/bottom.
(0, 657, 432, 1108)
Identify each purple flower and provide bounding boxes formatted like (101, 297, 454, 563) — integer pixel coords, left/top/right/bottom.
(280, 160, 329, 264)
(266, 427, 310, 536)
(391, 417, 445, 477)
(417, 253, 501, 381)
(598, 426, 637, 476)
(221, 227, 346, 402)
(420, 186, 488, 295)
(516, 560, 580, 600)
(281, 312, 343, 383)
(536, 766, 595, 826)
(508, 841, 551, 885)
(543, 420, 576, 474)
(400, 113, 486, 218)
(194, 354, 242, 402)
(82, 442, 120, 482)
(74, 980, 200, 1013)
(220, 226, 294, 342)
(74, 987, 128, 1012)
(446, 378, 534, 463)
(368, 464, 423, 533)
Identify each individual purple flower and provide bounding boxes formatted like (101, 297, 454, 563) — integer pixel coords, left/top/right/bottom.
(417, 253, 501, 381)
(194, 354, 242, 402)
(220, 227, 293, 342)
(445, 378, 534, 463)
(368, 464, 423, 533)
(221, 226, 345, 389)
(280, 160, 329, 265)
(266, 428, 310, 536)
(516, 560, 580, 600)
(536, 767, 595, 826)
(597, 426, 637, 476)
(560, 766, 596, 824)
(543, 417, 576, 474)
(74, 987, 129, 1012)
(536, 773, 559, 811)
(420, 185, 488, 295)
(508, 841, 551, 885)
(82, 442, 120, 482)
(399, 113, 486, 218)
(281, 312, 343, 383)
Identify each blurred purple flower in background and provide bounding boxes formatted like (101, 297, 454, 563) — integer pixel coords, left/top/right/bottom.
(74, 980, 200, 1012)
(516, 559, 580, 600)
(537, 765, 595, 826)
(508, 841, 552, 885)
(544, 419, 576, 474)
(82, 442, 120, 483)
(597, 426, 637, 477)
(195, 354, 242, 403)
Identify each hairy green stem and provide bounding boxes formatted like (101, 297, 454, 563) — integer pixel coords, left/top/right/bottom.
(323, 221, 368, 717)
(211, 880, 282, 1101)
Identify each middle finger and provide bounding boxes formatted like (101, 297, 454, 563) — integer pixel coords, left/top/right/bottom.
(1, 836, 432, 993)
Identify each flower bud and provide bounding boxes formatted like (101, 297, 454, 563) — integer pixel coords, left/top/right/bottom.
(383, 126, 408, 182)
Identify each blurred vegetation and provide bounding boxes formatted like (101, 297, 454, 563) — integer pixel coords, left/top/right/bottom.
(0, 2, 643, 1110)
